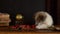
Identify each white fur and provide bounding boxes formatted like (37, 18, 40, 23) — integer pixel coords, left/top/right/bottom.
(35, 11, 53, 29)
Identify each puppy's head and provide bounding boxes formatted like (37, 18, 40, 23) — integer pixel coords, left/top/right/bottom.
(35, 11, 47, 23)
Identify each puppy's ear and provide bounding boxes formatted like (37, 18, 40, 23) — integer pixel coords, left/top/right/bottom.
(32, 13, 36, 19)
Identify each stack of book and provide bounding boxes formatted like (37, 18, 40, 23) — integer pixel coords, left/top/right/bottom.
(0, 13, 11, 26)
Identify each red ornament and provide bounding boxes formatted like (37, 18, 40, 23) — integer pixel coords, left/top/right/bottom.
(26, 25, 30, 30)
(21, 25, 26, 29)
(10, 25, 19, 29)
(31, 25, 35, 29)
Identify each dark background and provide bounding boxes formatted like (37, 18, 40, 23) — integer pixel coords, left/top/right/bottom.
(0, 0, 57, 25)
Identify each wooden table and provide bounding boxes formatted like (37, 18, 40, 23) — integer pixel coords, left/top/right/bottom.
(0, 31, 60, 34)
(0, 25, 60, 34)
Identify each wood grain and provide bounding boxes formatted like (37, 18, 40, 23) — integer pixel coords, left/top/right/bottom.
(0, 31, 60, 34)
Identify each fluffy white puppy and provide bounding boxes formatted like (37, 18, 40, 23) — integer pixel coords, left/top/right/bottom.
(34, 11, 53, 29)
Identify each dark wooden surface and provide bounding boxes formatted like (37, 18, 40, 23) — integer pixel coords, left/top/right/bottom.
(0, 31, 60, 34)
(0, 25, 60, 34)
